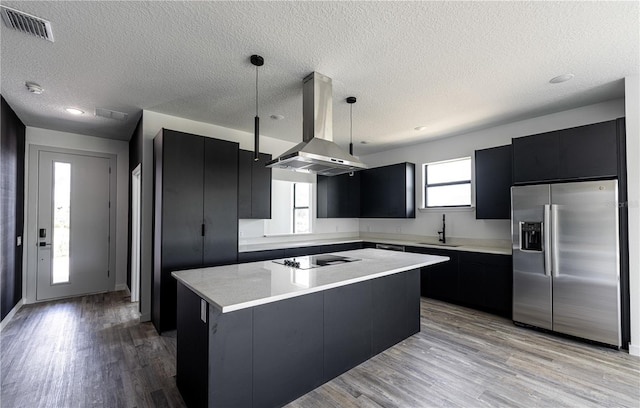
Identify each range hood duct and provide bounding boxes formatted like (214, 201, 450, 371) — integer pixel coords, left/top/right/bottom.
(266, 72, 367, 176)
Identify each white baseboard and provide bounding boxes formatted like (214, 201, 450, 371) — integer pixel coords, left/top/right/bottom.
(0, 299, 24, 333)
(629, 343, 640, 357)
(115, 284, 131, 295)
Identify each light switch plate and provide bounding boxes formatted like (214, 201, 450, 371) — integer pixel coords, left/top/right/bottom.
(200, 299, 207, 323)
(17, 236, 22, 246)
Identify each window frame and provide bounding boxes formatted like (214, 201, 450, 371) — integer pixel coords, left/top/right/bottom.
(423, 156, 473, 208)
(292, 182, 311, 234)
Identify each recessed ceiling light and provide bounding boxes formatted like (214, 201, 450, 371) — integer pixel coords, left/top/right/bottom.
(270, 114, 284, 120)
(25, 81, 44, 94)
(549, 74, 574, 84)
(65, 107, 84, 115)
(415, 126, 427, 131)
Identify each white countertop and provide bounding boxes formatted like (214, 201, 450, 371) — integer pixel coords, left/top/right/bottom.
(238, 237, 511, 255)
(172, 248, 448, 313)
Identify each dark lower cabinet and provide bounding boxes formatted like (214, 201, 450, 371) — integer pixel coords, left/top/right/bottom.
(372, 270, 421, 354)
(208, 307, 253, 408)
(237, 249, 286, 263)
(409, 247, 460, 303)
(176, 283, 208, 408)
(458, 252, 512, 317)
(283, 242, 363, 258)
(177, 269, 420, 407)
(407, 245, 512, 318)
(253, 293, 324, 408)
(238, 149, 272, 219)
(323, 283, 373, 380)
(237, 242, 364, 263)
(475, 145, 512, 219)
(153, 129, 238, 333)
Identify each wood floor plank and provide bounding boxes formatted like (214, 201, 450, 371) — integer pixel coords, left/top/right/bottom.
(1, 292, 638, 407)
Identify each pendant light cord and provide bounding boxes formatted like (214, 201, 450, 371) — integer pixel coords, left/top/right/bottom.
(350, 103, 353, 146)
(255, 66, 259, 116)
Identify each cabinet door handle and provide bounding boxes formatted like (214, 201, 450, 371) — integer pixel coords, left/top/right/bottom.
(201, 224, 205, 236)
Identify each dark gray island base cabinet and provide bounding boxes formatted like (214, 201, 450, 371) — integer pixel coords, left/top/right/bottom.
(176, 270, 420, 408)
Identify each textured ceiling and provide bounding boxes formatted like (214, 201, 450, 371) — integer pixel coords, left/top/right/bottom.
(1, 1, 638, 154)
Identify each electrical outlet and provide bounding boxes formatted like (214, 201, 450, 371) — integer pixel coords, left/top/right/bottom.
(396, 226, 402, 233)
(239, 231, 244, 237)
(17, 236, 22, 246)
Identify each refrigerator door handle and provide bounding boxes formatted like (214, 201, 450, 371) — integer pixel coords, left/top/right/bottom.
(551, 204, 560, 278)
(544, 204, 552, 276)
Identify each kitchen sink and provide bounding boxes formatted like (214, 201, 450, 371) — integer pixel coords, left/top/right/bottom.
(418, 242, 460, 247)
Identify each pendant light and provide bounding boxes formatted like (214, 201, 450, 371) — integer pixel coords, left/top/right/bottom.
(250, 54, 264, 161)
(346, 96, 357, 155)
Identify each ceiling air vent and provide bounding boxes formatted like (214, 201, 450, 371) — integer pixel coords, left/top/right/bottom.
(1, 6, 54, 42)
(95, 108, 128, 121)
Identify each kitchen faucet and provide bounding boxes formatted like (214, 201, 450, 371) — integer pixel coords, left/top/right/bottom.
(437, 214, 446, 244)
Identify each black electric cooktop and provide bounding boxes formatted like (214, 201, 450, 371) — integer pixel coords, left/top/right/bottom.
(273, 254, 361, 270)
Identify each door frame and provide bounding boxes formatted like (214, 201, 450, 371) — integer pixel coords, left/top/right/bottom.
(25, 145, 117, 303)
(130, 164, 141, 303)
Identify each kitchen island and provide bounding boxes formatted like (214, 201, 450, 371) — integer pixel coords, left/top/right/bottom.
(172, 248, 448, 408)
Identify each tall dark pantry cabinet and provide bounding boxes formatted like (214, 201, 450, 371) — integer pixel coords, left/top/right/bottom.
(153, 129, 238, 333)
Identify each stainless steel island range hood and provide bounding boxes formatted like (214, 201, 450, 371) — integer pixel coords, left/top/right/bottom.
(266, 72, 367, 176)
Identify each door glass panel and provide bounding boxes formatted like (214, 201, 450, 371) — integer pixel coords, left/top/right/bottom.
(52, 162, 71, 284)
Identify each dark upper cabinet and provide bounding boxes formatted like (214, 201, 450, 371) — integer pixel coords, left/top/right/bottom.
(317, 172, 361, 218)
(360, 162, 415, 218)
(475, 145, 512, 219)
(512, 130, 559, 183)
(238, 149, 272, 219)
(557, 120, 618, 179)
(513, 119, 619, 184)
(153, 129, 238, 333)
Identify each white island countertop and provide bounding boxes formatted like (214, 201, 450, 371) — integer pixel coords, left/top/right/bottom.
(172, 248, 449, 313)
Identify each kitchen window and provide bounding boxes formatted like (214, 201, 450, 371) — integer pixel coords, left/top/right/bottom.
(424, 157, 472, 207)
(293, 183, 311, 233)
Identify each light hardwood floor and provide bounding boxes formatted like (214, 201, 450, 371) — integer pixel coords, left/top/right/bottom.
(1, 291, 638, 407)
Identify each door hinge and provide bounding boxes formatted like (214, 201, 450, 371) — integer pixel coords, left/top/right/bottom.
(107, 270, 110, 277)
(109, 167, 112, 174)
(109, 201, 111, 208)
(201, 224, 205, 236)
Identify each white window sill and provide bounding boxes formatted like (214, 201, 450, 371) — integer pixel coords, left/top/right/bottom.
(418, 206, 475, 213)
(263, 232, 314, 238)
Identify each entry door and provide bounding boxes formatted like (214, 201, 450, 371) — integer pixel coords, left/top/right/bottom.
(36, 151, 111, 300)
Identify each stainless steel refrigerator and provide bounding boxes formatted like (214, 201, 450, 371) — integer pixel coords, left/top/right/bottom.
(511, 180, 621, 347)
